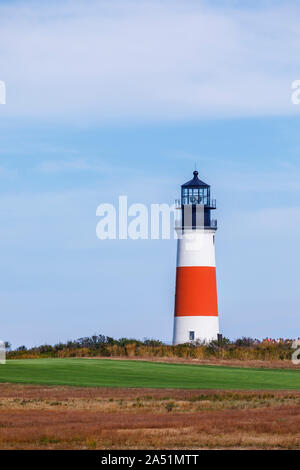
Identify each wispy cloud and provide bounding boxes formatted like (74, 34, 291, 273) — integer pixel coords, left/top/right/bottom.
(216, 168, 300, 193)
(1, 0, 300, 122)
(37, 158, 109, 173)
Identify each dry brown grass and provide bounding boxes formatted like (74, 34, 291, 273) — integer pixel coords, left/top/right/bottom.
(0, 384, 300, 449)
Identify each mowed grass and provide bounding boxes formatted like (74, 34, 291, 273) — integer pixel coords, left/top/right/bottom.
(0, 358, 300, 390)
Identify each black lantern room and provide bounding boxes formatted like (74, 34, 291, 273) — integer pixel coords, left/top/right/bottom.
(180, 171, 217, 229)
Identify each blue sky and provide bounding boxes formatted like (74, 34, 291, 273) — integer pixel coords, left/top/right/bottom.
(0, 0, 300, 347)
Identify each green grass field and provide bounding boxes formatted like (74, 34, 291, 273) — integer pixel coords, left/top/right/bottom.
(0, 358, 299, 390)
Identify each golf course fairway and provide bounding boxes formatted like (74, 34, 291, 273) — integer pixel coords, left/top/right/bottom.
(0, 358, 299, 390)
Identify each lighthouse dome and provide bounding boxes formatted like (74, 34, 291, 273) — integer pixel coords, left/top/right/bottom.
(181, 170, 214, 207)
(182, 170, 210, 188)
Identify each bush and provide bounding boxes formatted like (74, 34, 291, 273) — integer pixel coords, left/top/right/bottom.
(7, 334, 295, 362)
(165, 401, 175, 412)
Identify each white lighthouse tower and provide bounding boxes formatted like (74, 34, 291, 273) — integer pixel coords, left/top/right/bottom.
(173, 171, 219, 345)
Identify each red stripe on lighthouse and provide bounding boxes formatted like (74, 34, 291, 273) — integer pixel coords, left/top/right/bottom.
(174, 266, 218, 317)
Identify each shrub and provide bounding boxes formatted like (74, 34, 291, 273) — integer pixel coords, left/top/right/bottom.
(7, 334, 295, 362)
(165, 401, 175, 412)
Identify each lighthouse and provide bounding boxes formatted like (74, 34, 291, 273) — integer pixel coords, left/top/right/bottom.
(173, 171, 219, 345)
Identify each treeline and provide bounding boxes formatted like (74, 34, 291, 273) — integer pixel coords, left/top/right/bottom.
(7, 335, 295, 361)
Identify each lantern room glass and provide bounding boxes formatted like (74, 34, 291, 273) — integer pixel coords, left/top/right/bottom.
(181, 187, 210, 205)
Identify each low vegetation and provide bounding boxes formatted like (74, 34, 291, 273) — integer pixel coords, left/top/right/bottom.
(6, 335, 297, 361)
(1, 383, 300, 449)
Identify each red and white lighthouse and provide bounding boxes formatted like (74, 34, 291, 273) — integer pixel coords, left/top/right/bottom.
(173, 171, 219, 344)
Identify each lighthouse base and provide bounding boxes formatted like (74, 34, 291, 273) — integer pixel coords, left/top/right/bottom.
(172, 316, 219, 345)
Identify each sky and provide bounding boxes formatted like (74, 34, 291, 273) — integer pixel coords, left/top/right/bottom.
(0, 0, 300, 347)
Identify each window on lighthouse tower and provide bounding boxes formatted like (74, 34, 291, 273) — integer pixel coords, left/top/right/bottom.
(189, 331, 195, 341)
